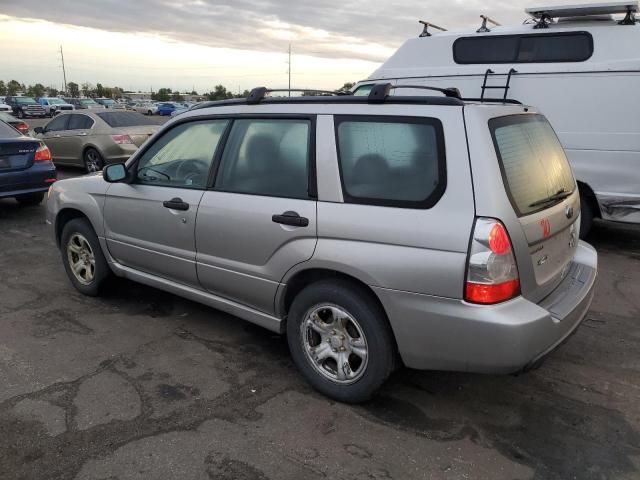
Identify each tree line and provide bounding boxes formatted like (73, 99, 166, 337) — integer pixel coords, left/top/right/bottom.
(0, 80, 356, 101)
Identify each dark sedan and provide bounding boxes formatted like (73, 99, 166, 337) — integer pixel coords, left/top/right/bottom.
(0, 120, 56, 205)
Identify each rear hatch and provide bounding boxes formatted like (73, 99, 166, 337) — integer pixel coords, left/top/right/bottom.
(489, 114, 579, 300)
(0, 123, 38, 172)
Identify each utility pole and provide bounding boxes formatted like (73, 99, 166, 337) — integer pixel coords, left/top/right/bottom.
(287, 43, 291, 96)
(60, 45, 67, 94)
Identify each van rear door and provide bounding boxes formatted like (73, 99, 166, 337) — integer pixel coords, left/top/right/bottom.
(488, 114, 580, 299)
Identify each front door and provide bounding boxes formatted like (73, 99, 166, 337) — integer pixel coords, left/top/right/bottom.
(103, 118, 230, 287)
(58, 114, 96, 167)
(196, 117, 317, 314)
(38, 114, 70, 163)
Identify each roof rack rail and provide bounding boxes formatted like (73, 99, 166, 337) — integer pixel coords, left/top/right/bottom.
(462, 98, 523, 105)
(367, 83, 462, 103)
(246, 87, 348, 105)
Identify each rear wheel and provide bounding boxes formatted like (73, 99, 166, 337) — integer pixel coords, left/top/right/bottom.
(15, 192, 44, 206)
(60, 218, 112, 296)
(83, 148, 104, 173)
(287, 280, 396, 403)
(579, 189, 594, 239)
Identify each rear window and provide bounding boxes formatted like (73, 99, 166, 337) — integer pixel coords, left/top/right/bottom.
(0, 120, 20, 137)
(335, 116, 446, 208)
(490, 115, 576, 217)
(453, 32, 593, 64)
(96, 112, 156, 127)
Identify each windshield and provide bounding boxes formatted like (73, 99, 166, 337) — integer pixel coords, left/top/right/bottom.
(100, 99, 115, 105)
(16, 97, 37, 104)
(48, 98, 65, 105)
(490, 114, 576, 217)
(96, 111, 156, 127)
(80, 99, 98, 105)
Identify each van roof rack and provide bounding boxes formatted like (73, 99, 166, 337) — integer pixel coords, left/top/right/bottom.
(246, 87, 348, 104)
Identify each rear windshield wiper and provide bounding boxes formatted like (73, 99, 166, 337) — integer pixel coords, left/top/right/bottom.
(529, 189, 572, 208)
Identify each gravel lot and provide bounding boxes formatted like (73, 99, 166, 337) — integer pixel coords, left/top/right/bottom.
(0, 173, 639, 479)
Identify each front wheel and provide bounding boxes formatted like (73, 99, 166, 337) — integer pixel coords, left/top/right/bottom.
(83, 148, 104, 173)
(287, 280, 396, 403)
(16, 192, 44, 206)
(17, 110, 24, 119)
(60, 218, 112, 296)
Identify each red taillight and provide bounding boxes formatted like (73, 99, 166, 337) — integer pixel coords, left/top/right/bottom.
(34, 143, 52, 162)
(111, 134, 133, 145)
(16, 122, 29, 132)
(465, 218, 520, 305)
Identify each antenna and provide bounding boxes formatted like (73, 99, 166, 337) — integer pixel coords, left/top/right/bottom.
(59, 45, 67, 94)
(287, 44, 292, 97)
(477, 15, 501, 33)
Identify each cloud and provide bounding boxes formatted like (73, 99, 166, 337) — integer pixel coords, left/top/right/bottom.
(2, 0, 532, 62)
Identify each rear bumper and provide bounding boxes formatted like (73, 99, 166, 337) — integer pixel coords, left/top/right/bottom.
(0, 163, 57, 199)
(374, 241, 597, 373)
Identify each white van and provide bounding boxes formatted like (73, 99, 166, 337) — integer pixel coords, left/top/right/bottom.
(354, 2, 640, 235)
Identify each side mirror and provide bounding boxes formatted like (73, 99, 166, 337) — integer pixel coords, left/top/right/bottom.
(34, 127, 44, 135)
(103, 163, 128, 183)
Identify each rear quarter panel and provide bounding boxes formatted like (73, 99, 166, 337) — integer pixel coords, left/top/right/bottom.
(285, 106, 475, 298)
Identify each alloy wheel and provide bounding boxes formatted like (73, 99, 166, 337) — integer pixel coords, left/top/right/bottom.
(66, 233, 96, 285)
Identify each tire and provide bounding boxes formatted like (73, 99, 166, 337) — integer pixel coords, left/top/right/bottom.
(60, 218, 112, 296)
(17, 109, 24, 119)
(579, 190, 594, 239)
(15, 192, 44, 206)
(83, 148, 104, 173)
(147, 110, 152, 116)
(287, 280, 396, 403)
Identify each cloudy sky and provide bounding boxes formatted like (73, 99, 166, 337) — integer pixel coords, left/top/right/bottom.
(0, 0, 534, 93)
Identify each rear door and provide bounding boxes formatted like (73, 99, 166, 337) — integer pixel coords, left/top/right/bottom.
(195, 117, 317, 314)
(489, 114, 579, 294)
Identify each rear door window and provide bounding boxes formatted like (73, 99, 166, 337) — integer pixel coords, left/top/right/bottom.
(489, 115, 576, 217)
(334, 116, 446, 208)
(68, 114, 93, 130)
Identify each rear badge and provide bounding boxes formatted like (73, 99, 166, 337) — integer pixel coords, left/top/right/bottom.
(539, 218, 551, 238)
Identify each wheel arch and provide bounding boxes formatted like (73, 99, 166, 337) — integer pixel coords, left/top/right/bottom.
(278, 268, 400, 358)
(55, 208, 93, 248)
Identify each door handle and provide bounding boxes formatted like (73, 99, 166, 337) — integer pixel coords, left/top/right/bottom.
(272, 211, 309, 227)
(163, 197, 189, 211)
(79, 132, 87, 136)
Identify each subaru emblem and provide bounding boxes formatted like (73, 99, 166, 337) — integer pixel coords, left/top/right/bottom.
(565, 206, 574, 219)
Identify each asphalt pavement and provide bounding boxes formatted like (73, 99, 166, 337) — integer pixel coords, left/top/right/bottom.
(0, 182, 639, 479)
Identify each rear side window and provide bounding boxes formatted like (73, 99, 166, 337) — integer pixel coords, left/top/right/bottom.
(68, 114, 93, 130)
(490, 115, 576, 217)
(215, 119, 311, 199)
(97, 112, 156, 127)
(454, 32, 593, 64)
(335, 116, 446, 208)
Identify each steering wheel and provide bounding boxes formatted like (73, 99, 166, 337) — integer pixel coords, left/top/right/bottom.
(175, 159, 209, 186)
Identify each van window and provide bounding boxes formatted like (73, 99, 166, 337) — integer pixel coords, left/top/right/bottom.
(453, 32, 593, 64)
(490, 115, 576, 217)
(335, 116, 446, 208)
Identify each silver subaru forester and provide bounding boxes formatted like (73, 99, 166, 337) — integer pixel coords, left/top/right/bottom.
(46, 86, 597, 403)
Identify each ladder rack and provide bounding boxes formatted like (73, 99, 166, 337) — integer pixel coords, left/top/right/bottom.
(481, 68, 518, 101)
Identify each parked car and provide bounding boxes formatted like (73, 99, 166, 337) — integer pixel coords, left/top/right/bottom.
(0, 119, 55, 205)
(4, 96, 46, 118)
(95, 98, 126, 110)
(354, 2, 640, 235)
(156, 102, 178, 116)
(132, 102, 158, 115)
(46, 88, 597, 402)
(0, 112, 31, 136)
(37, 97, 74, 117)
(0, 101, 11, 113)
(34, 111, 160, 172)
(63, 98, 106, 111)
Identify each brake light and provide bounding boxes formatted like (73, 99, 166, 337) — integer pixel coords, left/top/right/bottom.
(465, 218, 520, 304)
(16, 122, 29, 132)
(34, 143, 52, 162)
(111, 134, 133, 144)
